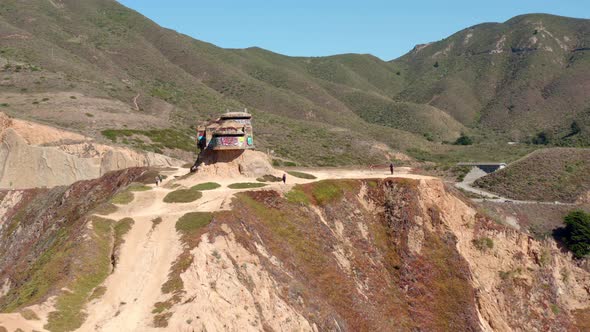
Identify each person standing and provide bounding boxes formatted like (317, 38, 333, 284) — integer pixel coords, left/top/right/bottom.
(282, 173, 287, 184)
(389, 162, 394, 175)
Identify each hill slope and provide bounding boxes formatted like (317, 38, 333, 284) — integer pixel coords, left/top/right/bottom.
(0, 2, 589, 165)
(391, 14, 590, 143)
(474, 148, 590, 202)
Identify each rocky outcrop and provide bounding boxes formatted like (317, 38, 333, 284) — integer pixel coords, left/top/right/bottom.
(0, 114, 184, 189)
(196, 149, 277, 178)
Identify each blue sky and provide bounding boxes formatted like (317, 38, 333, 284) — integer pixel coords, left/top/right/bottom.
(118, 0, 588, 60)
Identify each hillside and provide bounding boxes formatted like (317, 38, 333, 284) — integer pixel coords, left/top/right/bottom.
(1, 167, 589, 331)
(1, 1, 588, 165)
(474, 148, 590, 203)
(391, 14, 590, 144)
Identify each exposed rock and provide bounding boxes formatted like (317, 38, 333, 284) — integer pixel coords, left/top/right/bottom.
(0, 113, 184, 189)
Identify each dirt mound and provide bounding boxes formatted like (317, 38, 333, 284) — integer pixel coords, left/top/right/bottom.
(196, 149, 277, 178)
(0, 113, 184, 189)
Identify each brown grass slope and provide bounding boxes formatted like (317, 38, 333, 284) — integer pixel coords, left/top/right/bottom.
(474, 148, 590, 202)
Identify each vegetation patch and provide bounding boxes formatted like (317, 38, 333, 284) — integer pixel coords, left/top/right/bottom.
(285, 187, 310, 205)
(157, 213, 212, 325)
(190, 182, 221, 191)
(92, 203, 118, 215)
(151, 217, 163, 230)
(163, 188, 202, 203)
(127, 183, 152, 192)
(472, 237, 494, 251)
(44, 217, 115, 331)
(110, 190, 134, 205)
(228, 182, 267, 189)
(257, 174, 282, 182)
(561, 210, 590, 258)
(311, 181, 344, 205)
(287, 171, 317, 179)
(19, 308, 39, 320)
(100, 128, 195, 152)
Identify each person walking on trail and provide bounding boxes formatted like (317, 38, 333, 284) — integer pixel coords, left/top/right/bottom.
(155, 176, 160, 187)
(282, 173, 287, 184)
(389, 162, 394, 175)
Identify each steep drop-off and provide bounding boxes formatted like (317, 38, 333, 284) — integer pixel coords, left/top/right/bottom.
(1, 170, 588, 331)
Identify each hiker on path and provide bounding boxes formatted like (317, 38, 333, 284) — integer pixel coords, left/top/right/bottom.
(282, 173, 287, 184)
(155, 176, 160, 187)
(389, 162, 394, 175)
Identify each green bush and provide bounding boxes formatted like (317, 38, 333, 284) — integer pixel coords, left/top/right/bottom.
(563, 210, 590, 258)
(453, 133, 473, 146)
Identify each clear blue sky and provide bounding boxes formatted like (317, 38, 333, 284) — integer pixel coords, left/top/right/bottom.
(118, 0, 588, 60)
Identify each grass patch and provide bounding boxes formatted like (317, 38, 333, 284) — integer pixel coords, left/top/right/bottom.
(113, 218, 134, 251)
(92, 203, 118, 215)
(285, 187, 310, 205)
(100, 128, 195, 152)
(20, 308, 39, 320)
(311, 181, 344, 205)
(256, 174, 282, 182)
(88, 286, 106, 301)
(227, 182, 268, 189)
(110, 191, 134, 205)
(44, 217, 114, 331)
(163, 188, 202, 203)
(287, 171, 317, 179)
(176, 212, 213, 235)
(127, 183, 152, 192)
(190, 182, 221, 191)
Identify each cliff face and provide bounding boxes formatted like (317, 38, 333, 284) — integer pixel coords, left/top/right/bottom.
(0, 113, 184, 189)
(161, 179, 590, 331)
(0, 175, 589, 331)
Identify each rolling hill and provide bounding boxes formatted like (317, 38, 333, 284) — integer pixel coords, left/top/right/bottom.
(0, 1, 588, 165)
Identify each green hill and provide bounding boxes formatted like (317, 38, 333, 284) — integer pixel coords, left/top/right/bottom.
(0, 1, 588, 165)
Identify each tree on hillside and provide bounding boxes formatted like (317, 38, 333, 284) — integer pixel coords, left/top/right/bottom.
(453, 133, 473, 145)
(532, 131, 551, 145)
(563, 210, 590, 259)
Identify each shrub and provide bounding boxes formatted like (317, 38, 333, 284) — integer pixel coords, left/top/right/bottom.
(472, 237, 494, 251)
(563, 210, 590, 258)
(453, 133, 473, 145)
(532, 131, 551, 145)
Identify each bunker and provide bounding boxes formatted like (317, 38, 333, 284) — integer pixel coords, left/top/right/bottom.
(197, 110, 254, 151)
